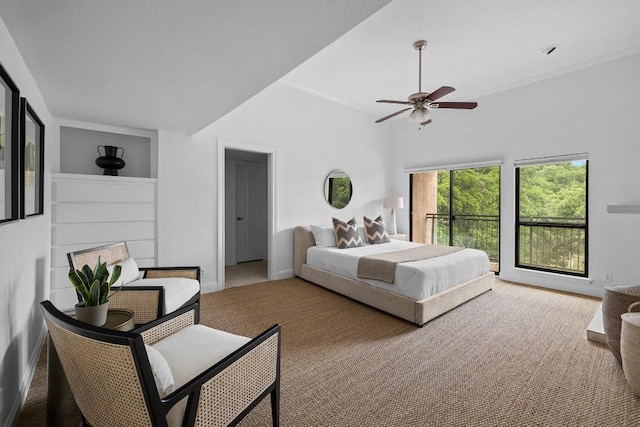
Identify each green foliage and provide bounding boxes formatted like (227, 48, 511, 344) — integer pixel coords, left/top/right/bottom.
(68, 257, 123, 307)
(424, 161, 587, 273)
(330, 177, 352, 209)
(433, 167, 501, 259)
(519, 162, 587, 220)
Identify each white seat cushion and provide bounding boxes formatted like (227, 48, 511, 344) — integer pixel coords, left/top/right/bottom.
(152, 325, 251, 427)
(144, 344, 174, 397)
(126, 277, 200, 314)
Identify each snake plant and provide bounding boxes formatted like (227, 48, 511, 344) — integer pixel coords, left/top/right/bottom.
(68, 257, 123, 307)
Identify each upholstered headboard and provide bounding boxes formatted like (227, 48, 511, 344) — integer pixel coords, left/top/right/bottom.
(293, 226, 317, 277)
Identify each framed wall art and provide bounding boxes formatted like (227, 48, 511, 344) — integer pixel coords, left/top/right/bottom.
(0, 60, 20, 224)
(20, 97, 44, 217)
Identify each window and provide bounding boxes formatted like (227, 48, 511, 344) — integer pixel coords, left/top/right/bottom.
(515, 155, 588, 276)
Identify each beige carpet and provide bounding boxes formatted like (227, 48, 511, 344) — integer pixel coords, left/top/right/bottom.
(17, 278, 640, 426)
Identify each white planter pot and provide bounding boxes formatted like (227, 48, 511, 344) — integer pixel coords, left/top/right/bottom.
(74, 301, 109, 326)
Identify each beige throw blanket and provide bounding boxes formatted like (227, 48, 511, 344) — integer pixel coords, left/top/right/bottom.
(357, 245, 465, 284)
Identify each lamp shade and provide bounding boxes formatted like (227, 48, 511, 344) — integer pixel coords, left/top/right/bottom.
(383, 197, 404, 209)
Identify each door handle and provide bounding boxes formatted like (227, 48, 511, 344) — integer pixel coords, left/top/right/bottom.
(237, 217, 244, 220)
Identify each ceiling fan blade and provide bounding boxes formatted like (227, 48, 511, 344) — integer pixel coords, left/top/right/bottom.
(420, 119, 432, 126)
(376, 99, 413, 105)
(426, 86, 455, 101)
(431, 102, 478, 110)
(375, 108, 412, 123)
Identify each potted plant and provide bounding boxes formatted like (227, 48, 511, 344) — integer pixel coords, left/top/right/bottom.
(68, 257, 123, 326)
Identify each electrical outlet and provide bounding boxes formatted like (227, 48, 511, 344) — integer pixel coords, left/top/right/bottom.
(604, 273, 613, 282)
(201, 268, 205, 277)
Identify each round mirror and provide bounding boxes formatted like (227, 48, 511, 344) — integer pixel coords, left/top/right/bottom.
(324, 169, 352, 209)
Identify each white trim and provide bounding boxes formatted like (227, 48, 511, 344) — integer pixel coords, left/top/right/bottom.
(217, 138, 277, 290)
(277, 80, 373, 115)
(404, 159, 503, 173)
(514, 152, 588, 167)
(6, 322, 48, 427)
(55, 117, 156, 138)
(52, 172, 158, 184)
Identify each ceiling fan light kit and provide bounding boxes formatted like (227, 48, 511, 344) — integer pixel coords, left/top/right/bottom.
(375, 40, 477, 126)
(409, 107, 431, 123)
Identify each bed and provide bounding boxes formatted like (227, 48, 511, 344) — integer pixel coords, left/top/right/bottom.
(293, 225, 494, 326)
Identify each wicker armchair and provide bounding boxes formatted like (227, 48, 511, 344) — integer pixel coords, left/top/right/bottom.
(67, 242, 201, 324)
(41, 301, 281, 427)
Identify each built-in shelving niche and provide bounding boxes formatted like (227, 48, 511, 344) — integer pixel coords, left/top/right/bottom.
(51, 122, 158, 310)
(59, 125, 152, 178)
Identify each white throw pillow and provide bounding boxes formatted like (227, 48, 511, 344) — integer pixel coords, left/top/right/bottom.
(107, 257, 140, 285)
(310, 225, 336, 247)
(145, 344, 175, 397)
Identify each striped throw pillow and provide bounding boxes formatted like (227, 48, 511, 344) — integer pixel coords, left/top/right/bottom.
(332, 217, 365, 249)
(364, 215, 390, 244)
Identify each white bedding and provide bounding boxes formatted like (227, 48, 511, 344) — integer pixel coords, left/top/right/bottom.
(306, 241, 490, 301)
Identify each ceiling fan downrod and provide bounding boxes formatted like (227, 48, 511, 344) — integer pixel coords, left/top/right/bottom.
(414, 40, 428, 94)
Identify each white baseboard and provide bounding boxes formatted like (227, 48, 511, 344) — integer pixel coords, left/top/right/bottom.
(6, 322, 48, 427)
(201, 281, 222, 294)
(276, 269, 294, 280)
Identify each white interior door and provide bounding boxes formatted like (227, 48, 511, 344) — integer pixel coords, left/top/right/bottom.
(235, 160, 264, 263)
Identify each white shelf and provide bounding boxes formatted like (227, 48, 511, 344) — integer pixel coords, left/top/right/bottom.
(607, 205, 640, 214)
(587, 303, 606, 344)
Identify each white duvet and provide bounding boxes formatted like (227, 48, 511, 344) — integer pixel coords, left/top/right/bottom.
(306, 241, 490, 301)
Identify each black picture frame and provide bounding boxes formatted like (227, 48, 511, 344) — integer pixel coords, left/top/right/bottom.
(20, 97, 45, 218)
(0, 60, 20, 224)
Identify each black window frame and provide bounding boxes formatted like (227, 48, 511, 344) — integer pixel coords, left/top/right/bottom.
(514, 160, 589, 277)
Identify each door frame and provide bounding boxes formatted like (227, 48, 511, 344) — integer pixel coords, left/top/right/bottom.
(217, 138, 277, 289)
(409, 164, 501, 274)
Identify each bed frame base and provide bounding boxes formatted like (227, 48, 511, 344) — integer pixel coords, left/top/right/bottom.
(294, 226, 493, 326)
(300, 264, 493, 326)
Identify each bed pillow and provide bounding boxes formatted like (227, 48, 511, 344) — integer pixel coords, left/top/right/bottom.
(332, 217, 365, 249)
(357, 225, 367, 244)
(310, 225, 336, 247)
(364, 215, 391, 244)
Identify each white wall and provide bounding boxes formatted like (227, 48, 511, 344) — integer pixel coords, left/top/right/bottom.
(156, 82, 391, 289)
(387, 52, 640, 297)
(0, 17, 52, 427)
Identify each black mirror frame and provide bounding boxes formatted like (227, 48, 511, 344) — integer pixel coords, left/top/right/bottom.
(20, 97, 45, 218)
(0, 60, 20, 224)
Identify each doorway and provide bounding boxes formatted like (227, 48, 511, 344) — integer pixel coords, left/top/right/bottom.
(218, 139, 276, 290)
(224, 150, 268, 286)
(411, 166, 501, 273)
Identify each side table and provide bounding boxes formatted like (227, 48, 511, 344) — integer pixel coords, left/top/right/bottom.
(47, 309, 135, 427)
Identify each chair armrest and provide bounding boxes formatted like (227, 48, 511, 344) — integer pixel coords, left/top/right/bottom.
(136, 303, 199, 345)
(140, 266, 201, 282)
(109, 286, 165, 325)
(160, 324, 281, 426)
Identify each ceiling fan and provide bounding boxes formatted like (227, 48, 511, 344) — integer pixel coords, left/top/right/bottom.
(375, 40, 477, 126)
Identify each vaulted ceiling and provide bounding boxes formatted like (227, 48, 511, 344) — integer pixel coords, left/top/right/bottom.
(0, 0, 392, 134)
(2, 0, 640, 134)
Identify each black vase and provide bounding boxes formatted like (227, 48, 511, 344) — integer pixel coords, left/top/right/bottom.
(95, 145, 125, 176)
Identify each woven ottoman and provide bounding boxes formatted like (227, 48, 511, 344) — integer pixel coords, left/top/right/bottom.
(603, 285, 640, 364)
(621, 306, 640, 396)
